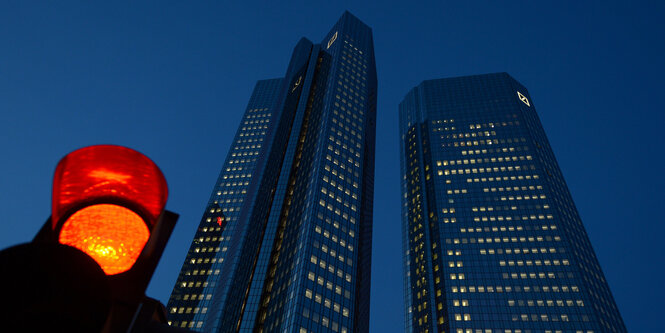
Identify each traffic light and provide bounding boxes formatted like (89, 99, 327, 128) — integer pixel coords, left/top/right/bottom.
(0, 145, 185, 332)
(49, 144, 169, 275)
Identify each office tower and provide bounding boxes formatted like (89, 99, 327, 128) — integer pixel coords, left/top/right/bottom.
(399, 73, 625, 333)
(167, 12, 376, 333)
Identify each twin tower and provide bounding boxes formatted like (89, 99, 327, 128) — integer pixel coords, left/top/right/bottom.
(165, 12, 625, 333)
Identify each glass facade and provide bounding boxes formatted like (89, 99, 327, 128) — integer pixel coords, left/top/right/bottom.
(167, 11, 376, 333)
(399, 73, 626, 333)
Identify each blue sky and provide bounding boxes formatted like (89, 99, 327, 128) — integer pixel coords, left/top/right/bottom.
(1, 1, 663, 331)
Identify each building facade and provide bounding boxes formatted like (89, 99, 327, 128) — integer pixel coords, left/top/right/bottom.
(167, 12, 376, 333)
(399, 73, 625, 333)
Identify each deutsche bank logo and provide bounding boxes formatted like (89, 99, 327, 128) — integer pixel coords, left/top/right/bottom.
(327, 31, 338, 49)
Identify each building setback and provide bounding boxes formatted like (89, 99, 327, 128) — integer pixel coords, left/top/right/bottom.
(399, 73, 626, 333)
(167, 12, 376, 333)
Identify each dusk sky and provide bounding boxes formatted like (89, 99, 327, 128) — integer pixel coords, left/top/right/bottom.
(1, 1, 663, 331)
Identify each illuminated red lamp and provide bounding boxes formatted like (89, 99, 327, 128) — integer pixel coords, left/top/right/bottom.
(51, 145, 168, 275)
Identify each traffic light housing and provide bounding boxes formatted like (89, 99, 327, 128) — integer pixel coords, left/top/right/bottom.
(0, 145, 182, 332)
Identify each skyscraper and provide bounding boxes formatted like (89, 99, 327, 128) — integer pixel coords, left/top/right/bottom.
(167, 12, 376, 333)
(399, 73, 625, 333)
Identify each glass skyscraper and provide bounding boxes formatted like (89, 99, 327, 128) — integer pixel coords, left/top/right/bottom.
(167, 12, 376, 333)
(399, 73, 625, 333)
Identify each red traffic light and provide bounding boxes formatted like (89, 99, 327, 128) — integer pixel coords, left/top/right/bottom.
(59, 204, 149, 275)
(51, 145, 167, 275)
